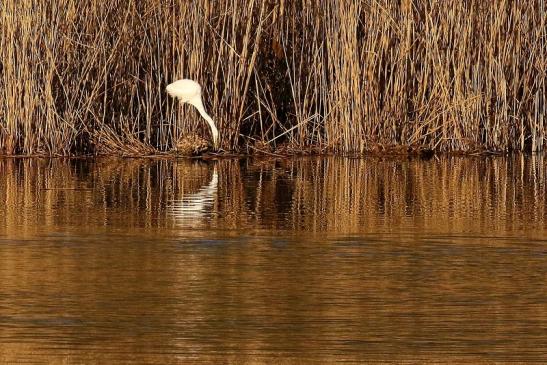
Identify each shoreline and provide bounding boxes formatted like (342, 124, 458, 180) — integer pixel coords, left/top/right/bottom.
(0, 149, 529, 160)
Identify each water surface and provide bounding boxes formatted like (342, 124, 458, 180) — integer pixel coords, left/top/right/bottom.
(0, 156, 546, 364)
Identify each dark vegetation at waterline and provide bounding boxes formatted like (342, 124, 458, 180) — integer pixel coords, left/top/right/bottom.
(0, 1, 545, 156)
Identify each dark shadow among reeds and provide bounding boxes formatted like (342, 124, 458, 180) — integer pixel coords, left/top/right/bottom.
(0, 1, 545, 156)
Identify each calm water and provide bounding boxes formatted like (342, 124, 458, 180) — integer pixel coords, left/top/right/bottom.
(0, 156, 546, 364)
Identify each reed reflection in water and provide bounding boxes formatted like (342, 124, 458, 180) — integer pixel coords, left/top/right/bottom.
(0, 156, 546, 364)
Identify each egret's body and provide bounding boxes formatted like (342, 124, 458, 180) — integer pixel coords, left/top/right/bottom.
(166, 79, 219, 149)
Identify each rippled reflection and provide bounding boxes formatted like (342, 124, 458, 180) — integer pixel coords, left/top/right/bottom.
(0, 156, 545, 363)
(169, 165, 218, 228)
(0, 156, 544, 236)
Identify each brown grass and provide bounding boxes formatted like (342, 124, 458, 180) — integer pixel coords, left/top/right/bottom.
(0, 1, 545, 155)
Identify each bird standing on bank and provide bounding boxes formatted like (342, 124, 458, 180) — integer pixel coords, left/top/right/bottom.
(166, 79, 219, 149)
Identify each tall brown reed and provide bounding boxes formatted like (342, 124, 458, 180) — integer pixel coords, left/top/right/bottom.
(0, 1, 545, 155)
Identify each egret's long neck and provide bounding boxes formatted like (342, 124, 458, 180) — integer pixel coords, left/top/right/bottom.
(190, 97, 219, 147)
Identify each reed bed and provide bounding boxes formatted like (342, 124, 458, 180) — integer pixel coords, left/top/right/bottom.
(0, 0, 545, 155)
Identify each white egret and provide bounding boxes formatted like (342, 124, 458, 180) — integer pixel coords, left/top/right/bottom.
(166, 79, 219, 149)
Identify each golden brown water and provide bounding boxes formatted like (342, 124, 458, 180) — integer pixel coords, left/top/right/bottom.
(0, 156, 546, 364)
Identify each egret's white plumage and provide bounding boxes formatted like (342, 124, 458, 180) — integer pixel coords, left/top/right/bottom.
(166, 79, 219, 149)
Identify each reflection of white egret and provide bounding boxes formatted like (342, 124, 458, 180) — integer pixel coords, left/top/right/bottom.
(169, 165, 218, 227)
(166, 79, 219, 149)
